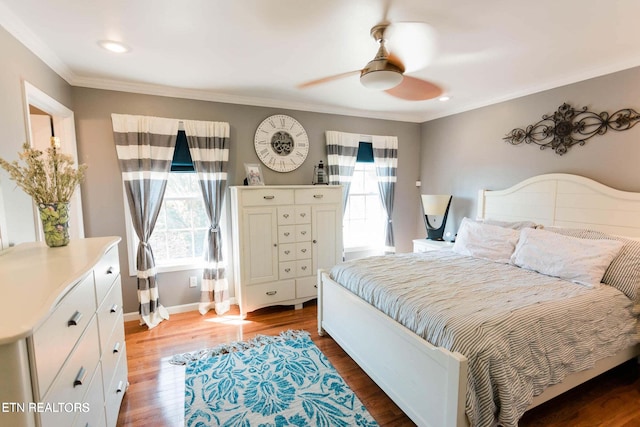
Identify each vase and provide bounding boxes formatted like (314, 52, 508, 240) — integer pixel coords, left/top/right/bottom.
(38, 202, 70, 247)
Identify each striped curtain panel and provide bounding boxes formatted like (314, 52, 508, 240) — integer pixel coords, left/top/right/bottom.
(111, 114, 179, 329)
(325, 131, 360, 211)
(372, 135, 398, 253)
(183, 120, 231, 316)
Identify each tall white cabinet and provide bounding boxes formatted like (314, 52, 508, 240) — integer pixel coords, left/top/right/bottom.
(230, 185, 343, 316)
(0, 237, 127, 427)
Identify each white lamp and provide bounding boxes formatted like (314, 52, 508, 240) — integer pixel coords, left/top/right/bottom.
(421, 194, 452, 241)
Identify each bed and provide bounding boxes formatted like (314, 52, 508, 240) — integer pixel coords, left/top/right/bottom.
(317, 173, 640, 427)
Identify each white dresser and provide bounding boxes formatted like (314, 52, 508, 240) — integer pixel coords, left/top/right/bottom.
(230, 185, 343, 316)
(0, 237, 127, 427)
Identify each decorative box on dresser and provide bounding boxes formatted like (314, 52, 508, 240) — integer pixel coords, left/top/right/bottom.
(0, 237, 127, 427)
(230, 185, 343, 317)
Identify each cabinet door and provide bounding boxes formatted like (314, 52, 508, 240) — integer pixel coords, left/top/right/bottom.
(242, 207, 278, 284)
(311, 204, 341, 273)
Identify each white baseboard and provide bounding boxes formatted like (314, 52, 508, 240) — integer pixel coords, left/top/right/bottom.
(123, 298, 238, 322)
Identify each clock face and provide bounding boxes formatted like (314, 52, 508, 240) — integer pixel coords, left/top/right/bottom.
(254, 114, 309, 172)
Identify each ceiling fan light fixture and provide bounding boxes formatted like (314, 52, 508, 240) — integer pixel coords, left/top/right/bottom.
(360, 70, 403, 90)
(360, 32, 404, 91)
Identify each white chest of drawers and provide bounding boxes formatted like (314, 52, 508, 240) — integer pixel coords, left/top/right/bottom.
(0, 237, 127, 427)
(230, 186, 343, 316)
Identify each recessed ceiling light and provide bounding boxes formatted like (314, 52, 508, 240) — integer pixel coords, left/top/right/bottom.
(98, 40, 130, 53)
(438, 96, 451, 102)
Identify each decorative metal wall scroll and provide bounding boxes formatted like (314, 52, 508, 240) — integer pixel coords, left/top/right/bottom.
(503, 103, 640, 155)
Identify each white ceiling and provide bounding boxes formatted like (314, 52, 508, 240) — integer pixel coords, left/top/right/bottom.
(3, 0, 640, 123)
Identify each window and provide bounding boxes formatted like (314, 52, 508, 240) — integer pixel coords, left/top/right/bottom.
(123, 172, 211, 275)
(343, 162, 386, 252)
(148, 173, 208, 267)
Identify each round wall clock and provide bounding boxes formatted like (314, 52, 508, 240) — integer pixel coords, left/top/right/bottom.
(254, 114, 309, 172)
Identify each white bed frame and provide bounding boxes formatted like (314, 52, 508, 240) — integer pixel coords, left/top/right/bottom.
(318, 173, 640, 427)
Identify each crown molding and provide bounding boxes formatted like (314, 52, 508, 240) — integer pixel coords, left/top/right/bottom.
(71, 75, 427, 123)
(0, 2, 76, 84)
(418, 57, 640, 122)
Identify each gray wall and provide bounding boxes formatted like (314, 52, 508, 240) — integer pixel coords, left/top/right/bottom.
(0, 27, 73, 245)
(71, 87, 422, 313)
(7, 19, 640, 315)
(419, 66, 640, 239)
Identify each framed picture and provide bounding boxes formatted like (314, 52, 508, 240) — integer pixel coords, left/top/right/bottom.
(244, 163, 265, 186)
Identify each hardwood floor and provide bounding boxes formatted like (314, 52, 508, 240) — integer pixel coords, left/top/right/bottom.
(117, 301, 640, 427)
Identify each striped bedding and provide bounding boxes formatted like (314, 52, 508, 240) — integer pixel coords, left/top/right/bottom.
(330, 250, 639, 427)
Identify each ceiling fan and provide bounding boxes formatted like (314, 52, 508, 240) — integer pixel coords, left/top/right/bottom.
(298, 21, 443, 101)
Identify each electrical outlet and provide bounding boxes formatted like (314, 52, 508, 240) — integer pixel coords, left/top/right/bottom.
(189, 276, 197, 288)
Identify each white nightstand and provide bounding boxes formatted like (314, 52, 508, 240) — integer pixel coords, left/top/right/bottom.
(413, 239, 454, 253)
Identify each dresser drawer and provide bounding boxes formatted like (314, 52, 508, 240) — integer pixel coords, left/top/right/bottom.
(42, 381, 101, 427)
(246, 280, 296, 307)
(94, 245, 120, 304)
(295, 224, 311, 242)
(105, 353, 128, 427)
(278, 225, 296, 244)
(296, 276, 318, 299)
(277, 206, 295, 225)
(241, 189, 294, 206)
(279, 261, 296, 280)
(279, 244, 296, 262)
(296, 242, 311, 259)
(294, 206, 311, 224)
(72, 364, 106, 427)
(296, 260, 312, 277)
(97, 278, 123, 355)
(101, 316, 126, 399)
(32, 273, 96, 397)
(295, 187, 341, 205)
(40, 317, 101, 426)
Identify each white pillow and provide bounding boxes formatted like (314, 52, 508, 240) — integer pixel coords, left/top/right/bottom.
(511, 227, 624, 288)
(452, 217, 520, 263)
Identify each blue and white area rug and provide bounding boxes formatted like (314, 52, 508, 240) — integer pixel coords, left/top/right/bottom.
(171, 330, 378, 427)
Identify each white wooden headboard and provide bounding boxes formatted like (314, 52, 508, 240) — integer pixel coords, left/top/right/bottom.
(477, 173, 640, 238)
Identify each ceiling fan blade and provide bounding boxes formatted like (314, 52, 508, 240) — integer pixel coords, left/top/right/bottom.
(386, 22, 438, 73)
(384, 75, 443, 101)
(297, 70, 361, 89)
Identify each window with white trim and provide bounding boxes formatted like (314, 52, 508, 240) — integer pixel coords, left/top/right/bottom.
(149, 173, 208, 267)
(343, 162, 386, 252)
(123, 172, 212, 275)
